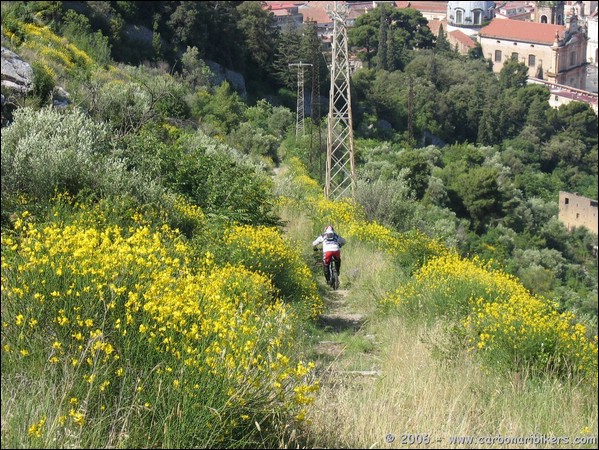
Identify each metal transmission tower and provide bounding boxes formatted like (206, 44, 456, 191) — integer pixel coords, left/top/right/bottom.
(325, 1, 356, 200)
(289, 62, 312, 136)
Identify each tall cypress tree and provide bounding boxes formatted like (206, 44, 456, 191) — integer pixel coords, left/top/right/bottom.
(272, 27, 302, 90)
(377, 14, 388, 70)
(436, 24, 451, 52)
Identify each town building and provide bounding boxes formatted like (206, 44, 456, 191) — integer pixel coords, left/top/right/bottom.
(495, 2, 534, 21)
(565, 0, 598, 17)
(558, 191, 598, 235)
(533, 0, 565, 24)
(478, 13, 588, 90)
(263, 2, 305, 31)
(587, 9, 598, 65)
(395, 1, 448, 22)
(563, 1, 598, 65)
(528, 78, 598, 113)
(447, 1, 495, 29)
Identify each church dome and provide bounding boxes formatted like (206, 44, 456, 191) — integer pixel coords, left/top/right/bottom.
(447, 1, 495, 27)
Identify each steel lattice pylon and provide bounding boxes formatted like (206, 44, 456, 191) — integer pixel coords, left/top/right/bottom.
(289, 62, 312, 137)
(325, 2, 356, 200)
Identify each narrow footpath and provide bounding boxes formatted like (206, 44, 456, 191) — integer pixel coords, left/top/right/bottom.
(312, 286, 382, 382)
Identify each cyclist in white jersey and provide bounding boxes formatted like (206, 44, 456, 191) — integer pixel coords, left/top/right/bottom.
(312, 225, 346, 284)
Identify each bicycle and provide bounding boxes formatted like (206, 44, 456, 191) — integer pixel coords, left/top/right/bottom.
(328, 255, 340, 290)
(313, 247, 340, 290)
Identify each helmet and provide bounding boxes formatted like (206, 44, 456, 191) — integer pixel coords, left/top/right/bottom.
(324, 225, 335, 240)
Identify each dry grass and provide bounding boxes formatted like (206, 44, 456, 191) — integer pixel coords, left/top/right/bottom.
(305, 317, 598, 449)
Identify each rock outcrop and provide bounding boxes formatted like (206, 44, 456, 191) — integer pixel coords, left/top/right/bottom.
(1, 46, 33, 94)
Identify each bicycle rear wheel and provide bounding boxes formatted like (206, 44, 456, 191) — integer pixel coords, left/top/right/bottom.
(330, 260, 339, 290)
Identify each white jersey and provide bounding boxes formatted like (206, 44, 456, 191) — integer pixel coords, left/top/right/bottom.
(313, 233, 346, 252)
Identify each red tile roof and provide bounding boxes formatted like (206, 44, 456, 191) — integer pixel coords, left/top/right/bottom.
(479, 18, 565, 45)
(299, 5, 334, 24)
(265, 3, 301, 9)
(395, 1, 448, 13)
(448, 29, 477, 49)
(305, 1, 338, 9)
(427, 18, 448, 35)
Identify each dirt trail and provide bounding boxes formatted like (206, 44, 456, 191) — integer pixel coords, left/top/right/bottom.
(313, 287, 382, 379)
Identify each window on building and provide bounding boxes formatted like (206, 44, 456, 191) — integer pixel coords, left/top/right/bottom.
(541, 15, 548, 23)
(528, 54, 536, 67)
(495, 50, 502, 62)
(565, 198, 569, 205)
(455, 9, 463, 23)
(511, 52, 519, 61)
(473, 10, 482, 24)
(570, 52, 576, 66)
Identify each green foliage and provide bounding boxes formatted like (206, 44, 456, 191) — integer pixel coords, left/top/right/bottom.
(85, 78, 154, 136)
(1, 2, 42, 43)
(60, 9, 112, 66)
(467, 42, 483, 59)
(161, 131, 279, 227)
(83, 66, 190, 137)
(211, 224, 322, 319)
(227, 122, 279, 162)
(245, 100, 294, 139)
(355, 175, 415, 231)
(31, 61, 56, 106)
(272, 27, 303, 89)
(498, 58, 529, 89)
(395, 149, 433, 199)
(196, 81, 247, 134)
(435, 24, 451, 52)
(2, 106, 102, 199)
(352, 68, 405, 134)
(164, 1, 243, 71)
(456, 165, 504, 232)
(180, 45, 214, 89)
(349, 19, 377, 69)
(3, 3, 598, 447)
(554, 101, 599, 149)
(153, 75, 191, 119)
(0, 107, 167, 222)
(513, 247, 566, 295)
(349, 5, 434, 71)
(225, 99, 294, 163)
(237, 1, 279, 83)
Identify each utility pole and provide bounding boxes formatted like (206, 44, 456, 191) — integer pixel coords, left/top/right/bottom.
(407, 74, 414, 147)
(289, 62, 312, 137)
(325, 1, 356, 200)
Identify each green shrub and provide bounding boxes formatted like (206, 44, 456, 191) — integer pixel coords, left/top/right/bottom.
(216, 224, 323, 319)
(0, 106, 164, 209)
(163, 131, 280, 227)
(31, 60, 55, 105)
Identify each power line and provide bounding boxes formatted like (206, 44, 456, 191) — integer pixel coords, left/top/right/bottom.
(325, 1, 356, 200)
(289, 62, 312, 136)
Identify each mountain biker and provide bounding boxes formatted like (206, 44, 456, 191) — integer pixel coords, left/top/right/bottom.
(312, 225, 346, 284)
